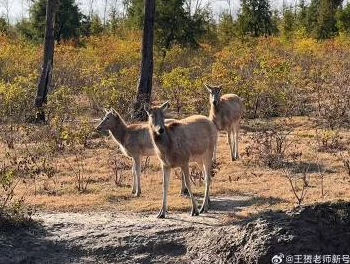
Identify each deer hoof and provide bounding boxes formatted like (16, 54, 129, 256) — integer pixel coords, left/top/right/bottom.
(156, 210, 166, 219)
(199, 206, 208, 214)
(191, 208, 199, 216)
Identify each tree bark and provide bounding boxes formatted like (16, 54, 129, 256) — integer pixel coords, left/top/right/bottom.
(35, 0, 56, 122)
(133, 0, 155, 121)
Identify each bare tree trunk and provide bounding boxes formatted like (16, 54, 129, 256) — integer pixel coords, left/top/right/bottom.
(103, 0, 108, 26)
(0, 0, 12, 27)
(35, 0, 56, 122)
(132, 0, 155, 121)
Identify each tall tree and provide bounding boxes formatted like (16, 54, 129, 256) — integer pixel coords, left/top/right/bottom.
(29, 0, 82, 42)
(237, 0, 274, 37)
(0, 0, 11, 26)
(336, 2, 350, 34)
(305, 0, 343, 39)
(0, 16, 8, 34)
(35, 0, 56, 122)
(297, 0, 307, 28)
(133, 0, 156, 120)
(217, 11, 237, 44)
(126, 0, 209, 50)
(315, 0, 343, 39)
(281, 6, 295, 40)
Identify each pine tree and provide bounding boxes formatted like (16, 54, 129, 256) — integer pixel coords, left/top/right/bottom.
(217, 12, 237, 44)
(305, 0, 319, 36)
(315, 0, 343, 39)
(297, 0, 307, 28)
(29, 0, 83, 42)
(0, 16, 8, 34)
(305, 0, 343, 39)
(126, 0, 209, 49)
(336, 2, 350, 34)
(237, 0, 274, 37)
(282, 6, 295, 40)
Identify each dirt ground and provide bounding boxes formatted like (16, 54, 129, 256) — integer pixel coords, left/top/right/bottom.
(2, 199, 350, 264)
(0, 196, 249, 264)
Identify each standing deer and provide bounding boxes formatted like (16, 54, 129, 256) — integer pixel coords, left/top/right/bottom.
(205, 84, 244, 162)
(146, 101, 217, 218)
(96, 108, 188, 197)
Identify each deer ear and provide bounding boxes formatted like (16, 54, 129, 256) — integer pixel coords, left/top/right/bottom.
(218, 84, 223, 91)
(204, 84, 212, 93)
(160, 101, 170, 111)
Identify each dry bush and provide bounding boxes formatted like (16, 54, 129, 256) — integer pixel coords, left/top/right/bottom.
(141, 156, 151, 173)
(60, 147, 92, 193)
(0, 163, 22, 213)
(315, 129, 344, 153)
(108, 154, 131, 187)
(0, 124, 19, 149)
(243, 122, 293, 168)
(337, 150, 350, 180)
(282, 165, 310, 207)
(0, 149, 36, 224)
(312, 50, 350, 129)
(190, 165, 204, 186)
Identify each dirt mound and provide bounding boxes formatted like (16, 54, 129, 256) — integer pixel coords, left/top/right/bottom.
(187, 201, 350, 264)
(1, 200, 350, 263)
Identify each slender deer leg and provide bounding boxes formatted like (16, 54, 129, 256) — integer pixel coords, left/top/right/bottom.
(212, 132, 218, 164)
(180, 171, 189, 196)
(200, 156, 212, 213)
(131, 159, 136, 194)
(234, 123, 239, 160)
(157, 165, 171, 218)
(182, 164, 199, 216)
(230, 127, 236, 161)
(134, 155, 141, 197)
(227, 129, 234, 161)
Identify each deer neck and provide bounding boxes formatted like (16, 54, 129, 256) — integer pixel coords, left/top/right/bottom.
(209, 103, 220, 126)
(210, 101, 217, 114)
(109, 123, 127, 145)
(151, 129, 171, 159)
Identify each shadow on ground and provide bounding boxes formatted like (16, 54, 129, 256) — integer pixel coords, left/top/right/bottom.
(187, 200, 350, 264)
(0, 221, 87, 264)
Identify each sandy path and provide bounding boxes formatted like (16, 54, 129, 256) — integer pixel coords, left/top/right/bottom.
(0, 196, 250, 264)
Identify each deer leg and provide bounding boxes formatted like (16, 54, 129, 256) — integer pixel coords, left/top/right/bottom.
(233, 124, 239, 161)
(180, 171, 189, 196)
(131, 159, 136, 194)
(212, 132, 218, 164)
(227, 129, 234, 161)
(182, 164, 199, 216)
(200, 157, 212, 213)
(134, 156, 141, 197)
(157, 165, 171, 218)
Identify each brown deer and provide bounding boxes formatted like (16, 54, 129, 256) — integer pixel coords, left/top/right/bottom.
(96, 108, 188, 197)
(205, 84, 244, 161)
(146, 101, 217, 218)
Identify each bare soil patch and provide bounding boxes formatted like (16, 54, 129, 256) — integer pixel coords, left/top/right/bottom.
(2, 199, 350, 264)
